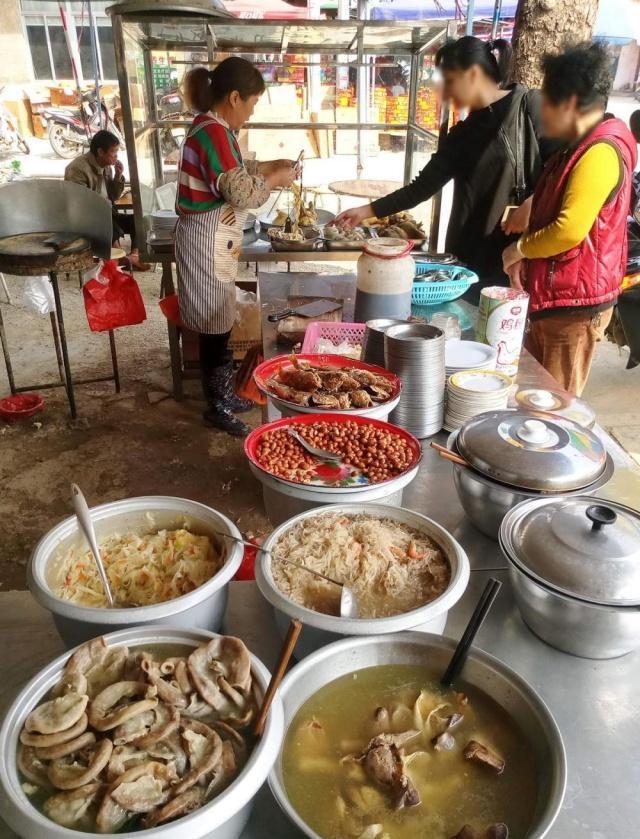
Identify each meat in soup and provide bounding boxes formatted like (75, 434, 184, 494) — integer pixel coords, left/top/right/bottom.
(282, 665, 539, 839)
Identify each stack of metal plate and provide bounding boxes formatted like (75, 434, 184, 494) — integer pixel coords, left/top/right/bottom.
(384, 323, 445, 438)
(361, 318, 407, 366)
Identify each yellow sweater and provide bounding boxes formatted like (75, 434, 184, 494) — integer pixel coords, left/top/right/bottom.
(518, 142, 620, 259)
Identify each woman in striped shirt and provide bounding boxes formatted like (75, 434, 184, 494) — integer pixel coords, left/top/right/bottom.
(176, 58, 297, 435)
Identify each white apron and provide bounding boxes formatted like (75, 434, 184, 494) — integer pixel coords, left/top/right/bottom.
(174, 116, 247, 334)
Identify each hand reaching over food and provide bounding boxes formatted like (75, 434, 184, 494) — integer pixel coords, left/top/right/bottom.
(334, 204, 374, 230)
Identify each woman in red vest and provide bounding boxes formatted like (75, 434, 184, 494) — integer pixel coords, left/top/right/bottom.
(502, 43, 637, 396)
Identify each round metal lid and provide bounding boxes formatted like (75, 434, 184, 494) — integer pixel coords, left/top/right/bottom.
(501, 497, 640, 606)
(456, 410, 606, 491)
(515, 388, 596, 430)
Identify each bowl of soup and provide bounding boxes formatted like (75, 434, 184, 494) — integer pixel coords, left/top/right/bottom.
(0, 626, 284, 839)
(270, 633, 566, 839)
(256, 504, 470, 658)
(28, 497, 244, 648)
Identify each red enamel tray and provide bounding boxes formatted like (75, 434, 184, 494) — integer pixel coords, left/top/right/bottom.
(244, 412, 422, 489)
(253, 353, 401, 410)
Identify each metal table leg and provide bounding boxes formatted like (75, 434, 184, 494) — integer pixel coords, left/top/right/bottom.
(161, 260, 183, 401)
(0, 304, 16, 393)
(108, 330, 120, 393)
(49, 271, 77, 418)
(49, 313, 66, 384)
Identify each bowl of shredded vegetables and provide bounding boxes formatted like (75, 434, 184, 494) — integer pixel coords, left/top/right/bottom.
(27, 496, 244, 647)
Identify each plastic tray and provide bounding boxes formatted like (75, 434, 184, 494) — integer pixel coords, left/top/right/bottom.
(301, 321, 366, 354)
(412, 262, 479, 305)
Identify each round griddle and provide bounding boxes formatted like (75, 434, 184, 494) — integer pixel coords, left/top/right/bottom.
(0, 232, 94, 275)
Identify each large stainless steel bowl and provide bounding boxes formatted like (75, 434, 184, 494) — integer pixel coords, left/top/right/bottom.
(269, 633, 566, 839)
(447, 432, 614, 540)
(27, 496, 244, 647)
(0, 626, 283, 839)
(256, 504, 470, 657)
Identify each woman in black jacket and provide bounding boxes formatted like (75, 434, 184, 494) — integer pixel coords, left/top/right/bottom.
(336, 36, 550, 302)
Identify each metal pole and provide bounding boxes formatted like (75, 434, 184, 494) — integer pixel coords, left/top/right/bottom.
(86, 0, 102, 127)
(356, 0, 368, 177)
(466, 0, 476, 36)
(491, 0, 503, 39)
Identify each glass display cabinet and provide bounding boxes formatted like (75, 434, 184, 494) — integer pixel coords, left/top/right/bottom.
(107, 0, 458, 252)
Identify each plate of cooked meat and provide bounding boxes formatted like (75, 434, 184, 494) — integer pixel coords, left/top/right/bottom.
(253, 353, 402, 419)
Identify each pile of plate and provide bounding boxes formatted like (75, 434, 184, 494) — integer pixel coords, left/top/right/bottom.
(361, 318, 407, 365)
(444, 369, 513, 431)
(149, 209, 178, 237)
(384, 323, 445, 438)
(445, 339, 497, 378)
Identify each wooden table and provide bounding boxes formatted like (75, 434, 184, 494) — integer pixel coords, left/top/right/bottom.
(328, 178, 402, 210)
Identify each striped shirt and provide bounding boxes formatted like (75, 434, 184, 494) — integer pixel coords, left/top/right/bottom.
(177, 113, 243, 214)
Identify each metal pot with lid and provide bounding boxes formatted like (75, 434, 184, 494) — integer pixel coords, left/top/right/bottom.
(447, 410, 615, 541)
(455, 410, 607, 492)
(500, 496, 640, 659)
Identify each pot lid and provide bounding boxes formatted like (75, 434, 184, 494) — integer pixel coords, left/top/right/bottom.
(456, 410, 606, 491)
(501, 497, 640, 606)
(515, 388, 596, 430)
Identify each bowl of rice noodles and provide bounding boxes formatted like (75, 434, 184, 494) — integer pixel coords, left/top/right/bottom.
(256, 503, 470, 657)
(27, 496, 244, 648)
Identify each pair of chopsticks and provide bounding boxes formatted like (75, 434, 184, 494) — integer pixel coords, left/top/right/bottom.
(430, 441, 468, 467)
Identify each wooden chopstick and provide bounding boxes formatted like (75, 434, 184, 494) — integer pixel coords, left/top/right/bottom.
(430, 441, 468, 467)
(253, 619, 302, 737)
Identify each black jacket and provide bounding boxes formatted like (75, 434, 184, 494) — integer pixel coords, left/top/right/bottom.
(372, 85, 552, 300)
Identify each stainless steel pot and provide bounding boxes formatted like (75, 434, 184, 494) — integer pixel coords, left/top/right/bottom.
(269, 632, 566, 839)
(256, 504, 470, 657)
(27, 496, 244, 647)
(447, 431, 614, 540)
(0, 626, 283, 839)
(500, 496, 640, 659)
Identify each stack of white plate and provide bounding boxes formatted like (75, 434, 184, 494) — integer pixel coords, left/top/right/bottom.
(384, 323, 445, 438)
(444, 369, 513, 431)
(149, 209, 178, 237)
(445, 339, 497, 378)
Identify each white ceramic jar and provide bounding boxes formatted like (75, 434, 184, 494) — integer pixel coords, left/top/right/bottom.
(355, 238, 415, 322)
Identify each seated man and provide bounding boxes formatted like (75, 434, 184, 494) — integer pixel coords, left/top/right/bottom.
(502, 43, 637, 396)
(64, 129, 150, 270)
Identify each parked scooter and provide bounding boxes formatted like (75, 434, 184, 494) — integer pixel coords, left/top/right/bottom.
(0, 97, 29, 155)
(41, 91, 124, 159)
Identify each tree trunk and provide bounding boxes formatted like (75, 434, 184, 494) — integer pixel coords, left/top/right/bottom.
(511, 0, 600, 87)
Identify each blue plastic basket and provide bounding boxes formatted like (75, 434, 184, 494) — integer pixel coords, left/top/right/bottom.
(412, 262, 479, 305)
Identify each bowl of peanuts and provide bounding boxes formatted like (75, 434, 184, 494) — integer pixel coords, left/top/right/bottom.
(244, 414, 422, 524)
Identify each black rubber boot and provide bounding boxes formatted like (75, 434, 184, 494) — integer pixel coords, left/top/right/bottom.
(201, 365, 250, 437)
(222, 353, 253, 413)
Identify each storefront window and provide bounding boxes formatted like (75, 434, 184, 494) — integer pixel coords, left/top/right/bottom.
(26, 23, 51, 80)
(48, 25, 74, 79)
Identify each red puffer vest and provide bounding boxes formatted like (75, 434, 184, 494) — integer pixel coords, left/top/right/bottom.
(525, 118, 637, 314)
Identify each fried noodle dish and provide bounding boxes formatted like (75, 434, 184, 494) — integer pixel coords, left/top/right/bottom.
(271, 513, 450, 618)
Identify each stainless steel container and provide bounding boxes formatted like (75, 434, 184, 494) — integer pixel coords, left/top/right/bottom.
(0, 626, 283, 839)
(447, 411, 614, 541)
(361, 317, 407, 365)
(269, 633, 566, 839)
(500, 496, 640, 658)
(256, 504, 470, 657)
(27, 496, 244, 647)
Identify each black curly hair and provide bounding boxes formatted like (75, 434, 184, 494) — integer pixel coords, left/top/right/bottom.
(542, 42, 612, 112)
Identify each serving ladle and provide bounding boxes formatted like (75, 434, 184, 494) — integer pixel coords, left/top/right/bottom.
(211, 529, 359, 618)
(287, 427, 366, 480)
(70, 483, 115, 608)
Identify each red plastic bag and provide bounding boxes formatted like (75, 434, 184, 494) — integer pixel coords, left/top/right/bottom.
(159, 293, 184, 327)
(83, 260, 147, 332)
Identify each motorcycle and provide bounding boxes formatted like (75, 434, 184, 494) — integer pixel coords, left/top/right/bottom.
(157, 88, 185, 157)
(41, 91, 124, 159)
(0, 98, 29, 155)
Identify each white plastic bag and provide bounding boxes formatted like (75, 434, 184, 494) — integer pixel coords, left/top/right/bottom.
(23, 276, 55, 315)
